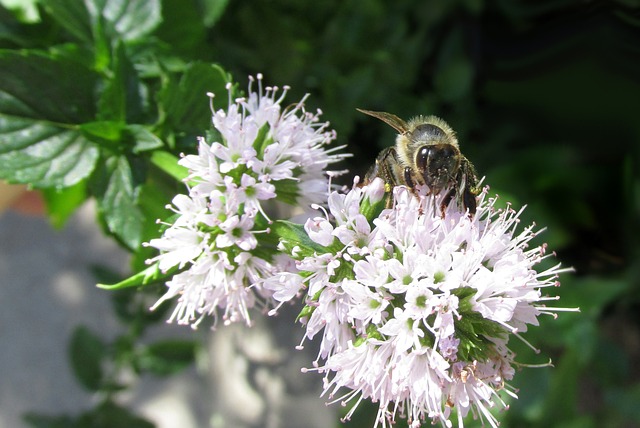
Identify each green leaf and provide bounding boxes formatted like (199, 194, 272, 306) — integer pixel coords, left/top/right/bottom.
(97, 262, 177, 290)
(150, 150, 188, 182)
(132, 177, 180, 269)
(161, 62, 231, 134)
(359, 190, 387, 223)
(81, 122, 164, 154)
(271, 220, 333, 258)
(98, 41, 144, 123)
(43, 0, 93, 44)
(80, 120, 125, 142)
(128, 125, 164, 153)
(0, 51, 100, 187)
(202, 0, 230, 27)
(557, 276, 628, 314)
(297, 288, 322, 322)
(47, 0, 162, 43)
(154, 0, 208, 57)
(42, 180, 87, 228)
(0, 120, 100, 187)
(81, 400, 154, 428)
(94, 0, 162, 42)
(80, 120, 128, 153)
(69, 325, 106, 392)
(136, 339, 198, 375)
(252, 122, 272, 155)
(24, 400, 155, 428)
(0, 52, 99, 122)
(271, 220, 311, 245)
(2, 0, 40, 24)
(23, 413, 76, 428)
(273, 178, 300, 206)
(91, 154, 145, 250)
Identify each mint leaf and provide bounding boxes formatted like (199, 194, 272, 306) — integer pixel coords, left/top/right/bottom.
(271, 220, 332, 257)
(0, 120, 100, 187)
(129, 125, 164, 153)
(46, 0, 162, 43)
(136, 340, 198, 375)
(96, 0, 162, 42)
(69, 326, 106, 392)
(98, 41, 148, 124)
(85, 401, 154, 428)
(273, 178, 300, 206)
(91, 154, 145, 250)
(42, 181, 87, 229)
(97, 262, 177, 290)
(155, 0, 207, 56)
(0, 51, 97, 122)
(0, 51, 100, 187)
(150, 151, 188, 182)
(161, 62, 231, 134)
(203, 0, 230, 27)
(43, 0, 93, 44)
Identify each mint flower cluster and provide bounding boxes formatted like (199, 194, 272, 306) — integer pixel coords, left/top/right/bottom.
(135, 74, 575, 428)
(269, 179, 573, 427)
(145, 75, 346, 327)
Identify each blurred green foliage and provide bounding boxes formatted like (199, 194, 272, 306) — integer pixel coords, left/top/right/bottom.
(1, 0, 639, 427)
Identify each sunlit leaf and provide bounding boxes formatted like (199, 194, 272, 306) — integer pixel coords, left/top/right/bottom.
(0, 51, 99, 187)
(91, 154, 145, 250)
(97, 262, 177, 290)
(47, 0, 162, 43)
(42, 180, 87, 228)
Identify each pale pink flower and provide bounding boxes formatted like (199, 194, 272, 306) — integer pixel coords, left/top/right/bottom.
(271, 178, 576, 427)
(145, 75, 348, 327)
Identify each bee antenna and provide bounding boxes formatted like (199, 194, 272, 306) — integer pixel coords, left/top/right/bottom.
(356, 108, 409, 134)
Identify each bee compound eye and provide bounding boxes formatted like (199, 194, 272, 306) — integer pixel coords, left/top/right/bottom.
(416, 146, 433, 171)
(439, 145, 456, 159)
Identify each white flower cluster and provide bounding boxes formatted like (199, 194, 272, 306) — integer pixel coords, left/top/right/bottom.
(270, 179, 573, 427)
(145, 75, 347, 328)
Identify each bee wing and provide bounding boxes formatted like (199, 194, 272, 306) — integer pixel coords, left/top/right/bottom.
(356, 109, 409, 134)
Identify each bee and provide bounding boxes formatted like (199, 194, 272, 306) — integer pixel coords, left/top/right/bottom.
(358, 109, 479, 215)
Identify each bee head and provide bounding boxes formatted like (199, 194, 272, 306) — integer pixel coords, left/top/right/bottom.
(357, 109, 463, 193)
(406, 117, 461, 192)
(414, 143, 461, 192)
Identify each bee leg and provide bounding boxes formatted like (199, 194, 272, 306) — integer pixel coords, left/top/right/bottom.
(404, 166, 425, 214)
(404, 167, 415, 189)
(455, 174, 477, 217)
(463, 188, 477, 217)
(364, 147, 401, 207)
(457, 159, 479, 217)
(440, 188, 456, 217)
